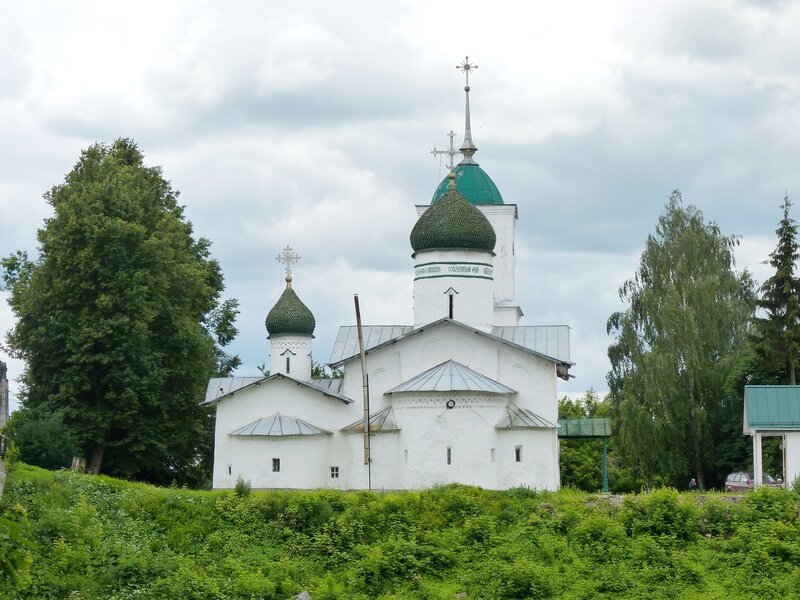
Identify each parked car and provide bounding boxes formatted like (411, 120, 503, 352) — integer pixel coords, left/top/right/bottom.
(724, 471, 783, 492)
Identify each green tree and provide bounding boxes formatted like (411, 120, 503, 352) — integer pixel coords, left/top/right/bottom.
(1, 139, 239, 484)
(3, 409, 78, 470)
(751, 194, 800, 385)
(607, 191, 755, 489)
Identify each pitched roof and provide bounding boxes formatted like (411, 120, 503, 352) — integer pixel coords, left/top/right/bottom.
(744, 385, 800, 431)
(386, 360, 516, 394)
(496, 403, 556, 430)
(328, 319, 573, 375)
(203, 373, 352, 405)
(230, 413, 330, 437)
(341, 407, 399, 433)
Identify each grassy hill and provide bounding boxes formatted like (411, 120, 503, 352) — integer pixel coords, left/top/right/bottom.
(1, 464, 799, 599)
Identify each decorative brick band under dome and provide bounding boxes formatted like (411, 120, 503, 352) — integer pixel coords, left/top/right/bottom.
(265, 278, 316, 337)
(410, 188, 497, 254)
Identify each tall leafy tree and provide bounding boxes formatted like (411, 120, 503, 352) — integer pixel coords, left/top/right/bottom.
(1, 139, 240, 483)
(607, 191, 755, 489)
(751, 194, 800, 385)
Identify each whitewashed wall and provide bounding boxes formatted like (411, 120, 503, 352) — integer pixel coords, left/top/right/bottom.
(785, 432, 800, 487)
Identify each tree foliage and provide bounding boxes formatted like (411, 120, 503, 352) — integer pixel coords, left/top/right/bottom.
(751, 194, 800, 385)
(1, 139, 239, 484)
(3, 409, 78, 471)
(607, 191, 755, 489)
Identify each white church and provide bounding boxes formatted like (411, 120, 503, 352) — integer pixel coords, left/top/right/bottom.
(206, 59, 574, 491)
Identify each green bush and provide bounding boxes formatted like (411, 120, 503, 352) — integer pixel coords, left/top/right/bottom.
(621, 487, 700, 540)
(233, 476, 251, 498)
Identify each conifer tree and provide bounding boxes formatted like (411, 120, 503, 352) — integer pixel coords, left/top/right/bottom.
(752, 194, 800, 384)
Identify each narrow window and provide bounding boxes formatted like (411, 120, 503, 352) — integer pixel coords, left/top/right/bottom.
(272, 458, 280, 472)
(404, 449, 408, 464)
(286, 357, 290, 374)
(330, 466, 339, 479)
(228, 465, 232, 475)
(515, 445, 522, 463)
(447, 447, 452, 465)
(490, 448, 496, 462)
(448, 294, 454, 319)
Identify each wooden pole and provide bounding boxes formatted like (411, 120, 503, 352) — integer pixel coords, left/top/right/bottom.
(354, 295, 371, 490)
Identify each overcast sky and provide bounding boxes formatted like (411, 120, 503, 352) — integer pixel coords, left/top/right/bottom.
(2, 0, 797, 411)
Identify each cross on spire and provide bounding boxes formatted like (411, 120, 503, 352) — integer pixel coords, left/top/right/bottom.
(456, 56, 478, 88)
(275, 245, 301, 277)
(431, 130, 459, 172)
(456, 56, 478, 165)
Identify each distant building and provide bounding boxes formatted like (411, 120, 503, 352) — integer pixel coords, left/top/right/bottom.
(206, 60, 573, 490)
(744, 385, 800, 487)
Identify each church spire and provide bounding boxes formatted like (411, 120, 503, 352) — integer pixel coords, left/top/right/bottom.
(457, 56, 479, 166)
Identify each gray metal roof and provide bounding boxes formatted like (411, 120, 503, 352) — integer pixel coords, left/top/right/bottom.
(328, 319, 572, 371)
(203, 374, 352, 405)
(491, 326, 571, 363)
(329, 325, 413, 364)
(230, 413, 330, 437)
(496, 403, 556, 430)
(386, 360, 516, 394)
(341, 407, 399, 433)
(206, 377, 262, 403)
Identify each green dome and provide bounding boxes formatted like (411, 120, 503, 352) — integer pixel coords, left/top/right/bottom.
(265, 282, 316, 337)
(431, 164, 504, 205)
(410, 188, 496, 254)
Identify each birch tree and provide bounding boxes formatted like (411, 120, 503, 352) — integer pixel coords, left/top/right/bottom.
(607, 191, 755, 489)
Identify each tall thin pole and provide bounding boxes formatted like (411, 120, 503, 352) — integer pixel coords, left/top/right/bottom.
(354, 295, 371, 490)
(602, 436, 609, 493)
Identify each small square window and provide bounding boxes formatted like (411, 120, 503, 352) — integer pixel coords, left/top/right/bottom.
(228, 465, 232, 475)
(272, 458, 280, 472)
(447, 447, 452, 465)
(515, 445, 522, 463)
(330, 466, 339, 478)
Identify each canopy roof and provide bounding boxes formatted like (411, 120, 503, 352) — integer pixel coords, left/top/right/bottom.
(496, 403, 556, 430)
(386, 360, 516, 394)
(230, 413, 330, 437)
(744, 385, 800, 432)
(341, 407, 399, 433)
(431, 164, 504, 205)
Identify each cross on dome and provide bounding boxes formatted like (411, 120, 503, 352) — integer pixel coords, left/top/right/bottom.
(431, 130, 459, 172)
(275, 245, 301, 278)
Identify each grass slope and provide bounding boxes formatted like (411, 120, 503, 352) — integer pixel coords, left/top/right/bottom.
(1, 464, 799, 599)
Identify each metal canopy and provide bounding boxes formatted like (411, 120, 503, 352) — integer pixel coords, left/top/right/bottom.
(386, 360, 516, 394)
(744, 385, 800, 431)
(557, 418, 612, 438)
(230, 413, 330, 437)
(341, 407, 400, 433)
(496, 403, 556, 430)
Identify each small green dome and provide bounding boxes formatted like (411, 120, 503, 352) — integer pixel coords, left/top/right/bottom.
(432, 164, 504, 205)
(265, 281, 316, 337)
(410, 188, 496, 253)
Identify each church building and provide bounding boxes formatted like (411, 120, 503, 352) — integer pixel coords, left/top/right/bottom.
(206, 59, 573, 490)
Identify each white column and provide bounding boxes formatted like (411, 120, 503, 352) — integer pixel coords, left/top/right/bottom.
(753, 432, 763, 489)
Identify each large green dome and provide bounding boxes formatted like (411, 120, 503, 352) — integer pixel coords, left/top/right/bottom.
(410, 188, 496, 254)
(265, 280, 316, 337)
(431, 163, 503, 205)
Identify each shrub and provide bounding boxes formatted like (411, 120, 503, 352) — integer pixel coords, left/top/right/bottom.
(621, 487, 699, 541)
(234, 476, 251, 498)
